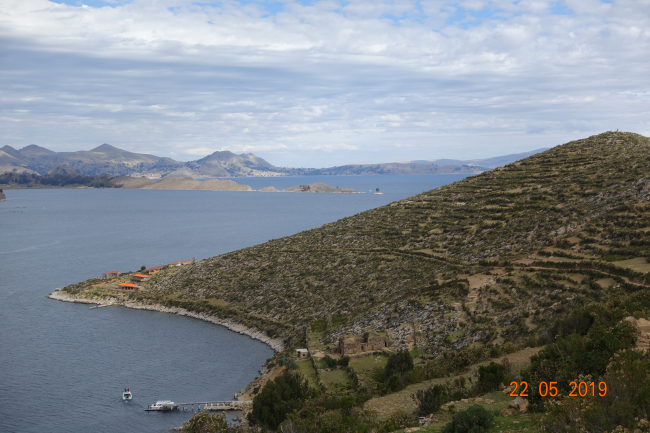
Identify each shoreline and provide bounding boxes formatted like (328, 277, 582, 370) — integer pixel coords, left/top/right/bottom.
(48, 290, 284, 352)
(48, 290, 283, 400)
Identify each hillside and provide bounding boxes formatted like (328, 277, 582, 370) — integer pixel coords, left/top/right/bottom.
(61, 132, 650, 359)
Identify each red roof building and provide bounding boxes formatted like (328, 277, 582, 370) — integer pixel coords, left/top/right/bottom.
(116, 283, 141, 291)
(131, 274, 152, 282)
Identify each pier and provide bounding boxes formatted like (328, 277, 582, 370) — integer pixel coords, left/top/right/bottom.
(146, 400, 252, 412)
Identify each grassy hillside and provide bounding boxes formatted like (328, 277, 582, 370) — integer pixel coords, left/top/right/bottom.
(76, 131, 641, 355)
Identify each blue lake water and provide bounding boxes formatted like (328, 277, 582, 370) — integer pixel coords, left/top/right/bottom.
(0, 174, 469, 432)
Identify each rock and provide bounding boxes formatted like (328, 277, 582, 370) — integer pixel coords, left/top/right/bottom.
(501, 408, 518, 417)
(484, 399, 495, 404)
(498, 382, 505, 390)
(474, 397, 484, 403)
(404, 428, 420, 433)
(509, 396, 529, 413)
(461, 398, 469, 403)
(502, 386, 513, 395)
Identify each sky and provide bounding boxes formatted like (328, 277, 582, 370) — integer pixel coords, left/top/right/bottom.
(0, 0, 648, 167)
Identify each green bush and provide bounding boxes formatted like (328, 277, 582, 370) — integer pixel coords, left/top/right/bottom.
(337, 356, 350, 367)
(182, 411, 229, 433)
(411, 384, 449, 416)
(522, 320, 637, 411)
(386, 375, 404, 393)
(324, 355, 338, 368)
(441, 405, 494, 433)
(476, 362, 505, 393)
(385, 350, 414, 378)
(248, 371, 314, 429)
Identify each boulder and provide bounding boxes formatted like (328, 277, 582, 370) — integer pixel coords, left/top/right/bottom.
(501, 408, 518, 417)
(502, 386, 513, 395)
(509, 396, 529, 413)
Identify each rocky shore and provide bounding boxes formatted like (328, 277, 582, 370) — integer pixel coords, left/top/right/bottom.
(48, 290, 284, 351)
(0, 190, 6, 201)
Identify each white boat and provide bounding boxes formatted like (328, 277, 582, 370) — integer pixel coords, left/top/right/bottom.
(122, 389, 132, 401)
(146, 400, 178, 411)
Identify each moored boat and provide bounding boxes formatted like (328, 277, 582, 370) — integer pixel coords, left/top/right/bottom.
(146, 400, 178, 411)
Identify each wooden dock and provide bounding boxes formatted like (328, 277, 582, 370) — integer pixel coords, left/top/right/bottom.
(149, 400, 252, 412)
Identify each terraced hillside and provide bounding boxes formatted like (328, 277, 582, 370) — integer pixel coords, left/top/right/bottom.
(65, 131, 650, 357)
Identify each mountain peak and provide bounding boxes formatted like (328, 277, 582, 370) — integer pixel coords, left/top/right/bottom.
(19, 144, 56, 156)
(90, 143, 121, 153)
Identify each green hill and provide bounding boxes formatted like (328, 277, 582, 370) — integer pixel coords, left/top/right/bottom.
(61, 131, 640, 352)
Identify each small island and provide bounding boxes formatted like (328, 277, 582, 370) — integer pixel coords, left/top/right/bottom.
(0, 188, 6, 201)
(260, 182, 360, 193)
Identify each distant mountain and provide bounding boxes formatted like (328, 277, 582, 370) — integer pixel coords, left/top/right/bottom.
(0, 143, 549, 178)
(299, 162, 488, 176)
(410, 148, 549, 169)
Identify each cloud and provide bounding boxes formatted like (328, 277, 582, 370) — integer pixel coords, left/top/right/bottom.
(0, 0, 648, 166)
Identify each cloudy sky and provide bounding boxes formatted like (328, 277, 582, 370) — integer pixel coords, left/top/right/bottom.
(1, 0, 648, 167)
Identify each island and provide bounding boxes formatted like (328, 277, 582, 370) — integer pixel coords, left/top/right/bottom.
(109, 176, 253, 191)
(0, 188, 6, 201)
(259, 182, 359, 193)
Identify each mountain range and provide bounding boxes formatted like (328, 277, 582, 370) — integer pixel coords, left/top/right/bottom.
(0, 143, 548, 178)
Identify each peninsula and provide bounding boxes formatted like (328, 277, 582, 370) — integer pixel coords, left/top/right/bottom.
(51, 132, 650, 432)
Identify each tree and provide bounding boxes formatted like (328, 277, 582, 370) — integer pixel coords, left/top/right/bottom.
(385, 350, 414, 378)
(248, 371, 313, 430)
(477, 362, 505, 393)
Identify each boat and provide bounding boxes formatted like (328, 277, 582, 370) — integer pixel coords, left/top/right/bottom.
(146, 400, 179, 411)
(122, 388, 132, 401)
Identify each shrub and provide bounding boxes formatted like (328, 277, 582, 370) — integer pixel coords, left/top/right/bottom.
(337, 356, 350, 367)
(382, 409, 419, 432)
(323, 355, 338, 368)
(412, 384, 449, 416)
(522, 320, 637, 411)
(182, 411, 229, 433)
(248, 372, 313, 429)
(386, 375, 404, 393)
(441, 405, 494, 433)
(476, 362, 505, 393)
(385, 350, 414, 377)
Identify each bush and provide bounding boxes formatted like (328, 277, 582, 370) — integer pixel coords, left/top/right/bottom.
(386, 375, 404, 393)
(323, 355, 338, 368)
(385, 350, 414, 378)
(522, 320, 637, 411)
(182, 411, 229, 433)
(382, 409, 419, 432)
(248, 372, 313, 429)
(441, 405, 494, 433)
(337, 356, 350, 367)
(476, 362, 505, 394)
(412, 384, 449, 416)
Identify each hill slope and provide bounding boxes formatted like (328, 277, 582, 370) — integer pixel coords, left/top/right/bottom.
(62, 132, 650, 356)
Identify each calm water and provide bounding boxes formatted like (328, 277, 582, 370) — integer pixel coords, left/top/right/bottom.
(0, 174, 468, 432)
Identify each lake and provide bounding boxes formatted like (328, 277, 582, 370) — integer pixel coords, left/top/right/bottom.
(0, 174, 469, 432)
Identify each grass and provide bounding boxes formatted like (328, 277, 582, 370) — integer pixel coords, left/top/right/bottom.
(319, 368, 350, 391)
(296, 359, 319, 388)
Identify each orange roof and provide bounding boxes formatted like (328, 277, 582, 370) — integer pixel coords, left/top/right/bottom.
(133, 274, 150, 278)
(104, 271, 119, 274)
(169, 260, 191, 265)
(118, 283, 138, 287)
(148, 266, 164, 271)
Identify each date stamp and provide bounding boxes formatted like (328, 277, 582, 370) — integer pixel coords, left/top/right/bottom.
(509, 381, 607, 397)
